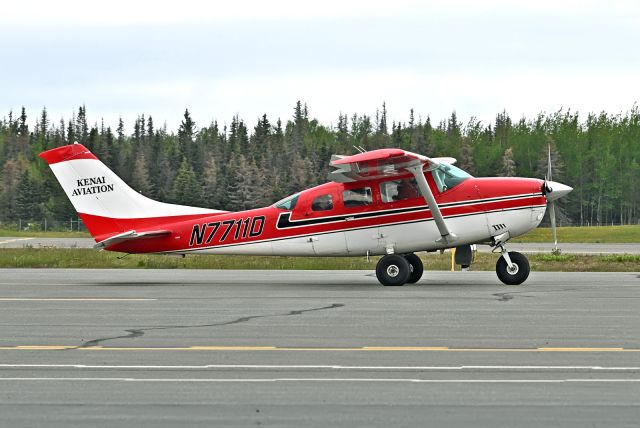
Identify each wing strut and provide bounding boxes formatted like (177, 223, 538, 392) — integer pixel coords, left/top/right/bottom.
(405, 165, 457, 245)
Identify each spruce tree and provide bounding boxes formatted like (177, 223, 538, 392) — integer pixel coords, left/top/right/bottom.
(15, 172, 42, 221)
(18, 107, 28, 136)
(131, 151, 154, 196)
(147, 116, 154, 139)
(202, 154, 218, 208)
(380, 102, 388, 135)
(116, 117, 125, 142)
(39, 107, 49, 136)
(178, 109, 196, 145)
(76, 106, 88, 145)
(172, 157, 203, 206)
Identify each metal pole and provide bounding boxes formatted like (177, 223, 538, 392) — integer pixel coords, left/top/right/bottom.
(451, 248, 456, 272)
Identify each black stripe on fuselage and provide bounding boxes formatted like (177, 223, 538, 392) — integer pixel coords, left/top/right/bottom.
(276, 193, 543, 229)
(167, 204, 546, 254)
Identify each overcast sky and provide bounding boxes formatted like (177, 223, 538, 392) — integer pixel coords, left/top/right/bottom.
(1, 0, 639, 132)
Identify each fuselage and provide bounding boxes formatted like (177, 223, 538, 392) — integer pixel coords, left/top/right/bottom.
(105, 172, 547, 256)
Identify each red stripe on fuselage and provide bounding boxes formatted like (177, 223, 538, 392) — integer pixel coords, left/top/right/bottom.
(79, 212, 227, 244)
(102, 194, 546, 254)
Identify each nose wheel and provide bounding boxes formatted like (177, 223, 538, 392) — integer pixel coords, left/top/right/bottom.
(375, 253, 423, 286)
(495, 250, 530, 285)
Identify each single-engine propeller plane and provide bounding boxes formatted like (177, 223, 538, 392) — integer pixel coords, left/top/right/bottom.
(40, 144, 572, 286)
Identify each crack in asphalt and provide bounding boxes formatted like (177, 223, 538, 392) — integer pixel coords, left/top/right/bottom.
(493, 292, 517, 302)
(78, 303, 344, 348)
(492, 288, 578, 302)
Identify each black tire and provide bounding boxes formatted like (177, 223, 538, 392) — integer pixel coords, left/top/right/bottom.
(496, 251, 530, 285)
(376, 254, 411, 286)
(404, 253, 424, 284)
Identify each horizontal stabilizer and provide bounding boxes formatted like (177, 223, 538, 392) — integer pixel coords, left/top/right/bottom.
(94, 230, 171, 249)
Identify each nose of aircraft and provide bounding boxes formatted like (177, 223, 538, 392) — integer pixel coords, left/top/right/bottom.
(544, 180, 573, 201)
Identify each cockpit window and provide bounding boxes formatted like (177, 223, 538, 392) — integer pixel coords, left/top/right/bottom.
(431, 163, 472, 192)
(274, 193, 300, 210)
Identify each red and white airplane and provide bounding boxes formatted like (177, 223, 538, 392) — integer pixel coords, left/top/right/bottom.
(40, 144, 572, 286)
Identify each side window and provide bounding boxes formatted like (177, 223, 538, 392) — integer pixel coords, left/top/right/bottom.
(342, 187, 372, 208)
(380, 179, 420, 202)
(311, 194, 333, 211)
(274, 193, 299, 210)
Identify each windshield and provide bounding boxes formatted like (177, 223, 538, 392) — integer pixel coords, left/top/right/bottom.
(274, 193, 300, 210)
(431, 163, 472, 192)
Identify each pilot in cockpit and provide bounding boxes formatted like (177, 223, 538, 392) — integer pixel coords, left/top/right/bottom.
(395, 179, 419, 200)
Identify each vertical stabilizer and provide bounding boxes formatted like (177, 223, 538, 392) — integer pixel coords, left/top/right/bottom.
(40, 144, 225, 241)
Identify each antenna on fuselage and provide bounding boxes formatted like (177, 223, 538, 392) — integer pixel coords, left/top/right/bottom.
(353, 145, 367, 154)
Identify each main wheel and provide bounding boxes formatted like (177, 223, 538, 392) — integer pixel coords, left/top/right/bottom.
(376, 254, 411, 286)
(496, 251, 530, 285)
(404, 253, 424, 284)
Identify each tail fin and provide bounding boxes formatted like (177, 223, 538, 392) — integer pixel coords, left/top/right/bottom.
(40, 144, 225, 242)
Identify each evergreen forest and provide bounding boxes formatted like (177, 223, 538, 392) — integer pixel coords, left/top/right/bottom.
(1, 102, 639, 228)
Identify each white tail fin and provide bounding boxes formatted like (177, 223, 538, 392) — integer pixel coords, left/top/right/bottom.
(40, 144, 225, 241)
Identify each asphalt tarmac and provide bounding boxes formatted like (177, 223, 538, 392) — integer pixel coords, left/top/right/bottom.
(0, 269, 639, 427)
(2, 236, 639, 254)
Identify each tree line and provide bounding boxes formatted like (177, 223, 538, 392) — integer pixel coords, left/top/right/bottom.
(0, 102, 638, 227)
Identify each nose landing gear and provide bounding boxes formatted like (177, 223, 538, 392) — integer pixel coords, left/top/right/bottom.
(495, 246, 530, 285)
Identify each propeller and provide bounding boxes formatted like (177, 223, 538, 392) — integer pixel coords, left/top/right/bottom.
(541, 145, 573, 253)
(545, 145, 558, 252)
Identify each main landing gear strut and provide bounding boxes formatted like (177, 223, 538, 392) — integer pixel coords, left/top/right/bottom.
(375, 253, 424, 286)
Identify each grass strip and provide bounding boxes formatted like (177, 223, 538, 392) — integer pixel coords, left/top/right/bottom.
(0, 229, 90, 238)
(510, 225, 640, 243)
(1, 225, 639, 243)
(0, 248, 638, 272)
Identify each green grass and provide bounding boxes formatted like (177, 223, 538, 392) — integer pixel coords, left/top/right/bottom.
(0, 228, 90, 238)
(1, 224, 638, 243)
(512, 225, 640, 243)
(0, 248, 637, 272)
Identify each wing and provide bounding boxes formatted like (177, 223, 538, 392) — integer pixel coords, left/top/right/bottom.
(329, 149, 449, 183)
(329, 149, 457, 245)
